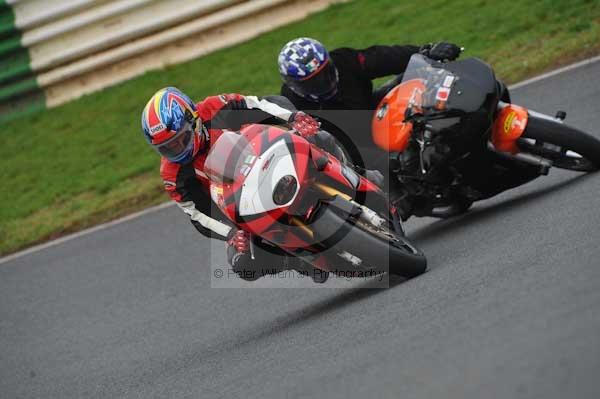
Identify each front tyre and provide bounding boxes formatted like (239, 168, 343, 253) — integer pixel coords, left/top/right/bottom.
(520, 116, 600, 171)
(310, 205, 427, 278)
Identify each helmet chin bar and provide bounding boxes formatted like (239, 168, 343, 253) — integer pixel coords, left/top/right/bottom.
(294, 82, 338, 102)
(158, 119, 204, 164)
(168, 137, 195, 164)
(288, 61, 339, 102)
(315, 85, 339, 101)
(314, 65, 339, 101)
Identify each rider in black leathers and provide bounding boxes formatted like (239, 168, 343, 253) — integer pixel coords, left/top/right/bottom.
(278, 38, 461, 162)
(278, 38, 537, 219)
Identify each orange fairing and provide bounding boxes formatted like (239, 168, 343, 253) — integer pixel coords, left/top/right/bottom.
(492, 104, 529, 153)
(372, 79, 426, 152)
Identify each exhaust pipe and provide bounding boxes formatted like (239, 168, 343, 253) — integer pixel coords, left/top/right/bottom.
(487, 142, 551, 175)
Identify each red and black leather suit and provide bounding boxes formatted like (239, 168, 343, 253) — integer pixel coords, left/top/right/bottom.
(160, 93, 299, 240)
(159, 93, 335, 279)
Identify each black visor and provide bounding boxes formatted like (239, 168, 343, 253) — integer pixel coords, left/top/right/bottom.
(287, 60, 339, 101)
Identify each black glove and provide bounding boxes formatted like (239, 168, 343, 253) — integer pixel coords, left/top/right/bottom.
(420, 42, 461, 62)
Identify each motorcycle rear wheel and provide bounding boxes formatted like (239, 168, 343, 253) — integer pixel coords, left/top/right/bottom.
(520, 116, 600, 172)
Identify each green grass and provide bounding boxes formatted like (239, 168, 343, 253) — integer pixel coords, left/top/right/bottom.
(1, 0, 600, 255)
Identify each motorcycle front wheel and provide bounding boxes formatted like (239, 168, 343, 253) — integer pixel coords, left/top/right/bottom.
(310, 203, 427, 278)
(519, 116, 600, 172)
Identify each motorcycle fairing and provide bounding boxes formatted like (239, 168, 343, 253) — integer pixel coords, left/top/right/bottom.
(206, 125, 311, 236)
(205, 123, 383, 253)
(372, 54, 501, 154)
(372, 79, 426, 152)
(442, 57, 497, 113)
(238, 138, 299, 216)
(309, 145, 381, 194)
(492, 104, 529, 153)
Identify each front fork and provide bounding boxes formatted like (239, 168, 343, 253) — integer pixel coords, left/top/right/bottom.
(312, 182, 387, 229)
(248, 234, 256, 260)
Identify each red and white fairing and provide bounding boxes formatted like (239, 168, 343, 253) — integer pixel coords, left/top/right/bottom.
(238, 138, 300, 216)
(204, 122, 388, 267)
(204, 124, 310, 236)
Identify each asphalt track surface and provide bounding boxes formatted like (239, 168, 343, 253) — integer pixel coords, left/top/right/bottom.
(2, 60, 600, 399)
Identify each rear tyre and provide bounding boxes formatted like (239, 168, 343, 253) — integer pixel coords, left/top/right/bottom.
(520, 116, 600, 171)
(310, 206, 427, 278)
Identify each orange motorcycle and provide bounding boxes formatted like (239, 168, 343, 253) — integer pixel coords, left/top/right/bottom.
(372, 54, 600, 219)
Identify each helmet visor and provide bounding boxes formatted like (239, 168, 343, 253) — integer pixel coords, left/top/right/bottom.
(155, 120, 196, 161)
(287, 60, 338, 100)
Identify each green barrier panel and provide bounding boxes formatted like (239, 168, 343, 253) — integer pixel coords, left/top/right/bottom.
(0, 3, 15, 37)
(0, 48, 31, 84)
(0, 76, 38, 102)
(0, 33, 21, 56)
(0, 90, 46, 123)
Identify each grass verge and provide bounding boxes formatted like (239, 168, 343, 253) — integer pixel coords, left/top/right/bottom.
(1, 0, 600, 255)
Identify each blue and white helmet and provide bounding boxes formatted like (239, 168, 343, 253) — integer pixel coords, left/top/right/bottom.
(278, 37, 339, 101)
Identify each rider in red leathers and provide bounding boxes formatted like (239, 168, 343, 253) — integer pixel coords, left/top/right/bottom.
(141, 87, 343, 282)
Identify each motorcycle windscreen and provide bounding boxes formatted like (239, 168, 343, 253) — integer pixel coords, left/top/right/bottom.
(372, 54, 499, 152)
(401, 54, 497, 113)
(399, 54, 460, 112)
(204, 131, 255, 185)
(372, 54, 460, 152)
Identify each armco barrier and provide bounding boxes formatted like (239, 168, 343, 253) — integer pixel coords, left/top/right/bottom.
(0, 0, 343, 122)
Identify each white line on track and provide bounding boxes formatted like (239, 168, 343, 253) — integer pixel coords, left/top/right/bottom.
(2, 54, 600, 265)
(508, 54, 600, 90)
(0, 202, 175, 265)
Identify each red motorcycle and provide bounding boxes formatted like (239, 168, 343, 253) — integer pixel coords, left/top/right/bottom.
(372, 54, 600, 219)
(203, 124, 427, 278)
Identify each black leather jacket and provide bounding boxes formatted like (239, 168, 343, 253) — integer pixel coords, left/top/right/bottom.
(280, 44, 420, 111)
